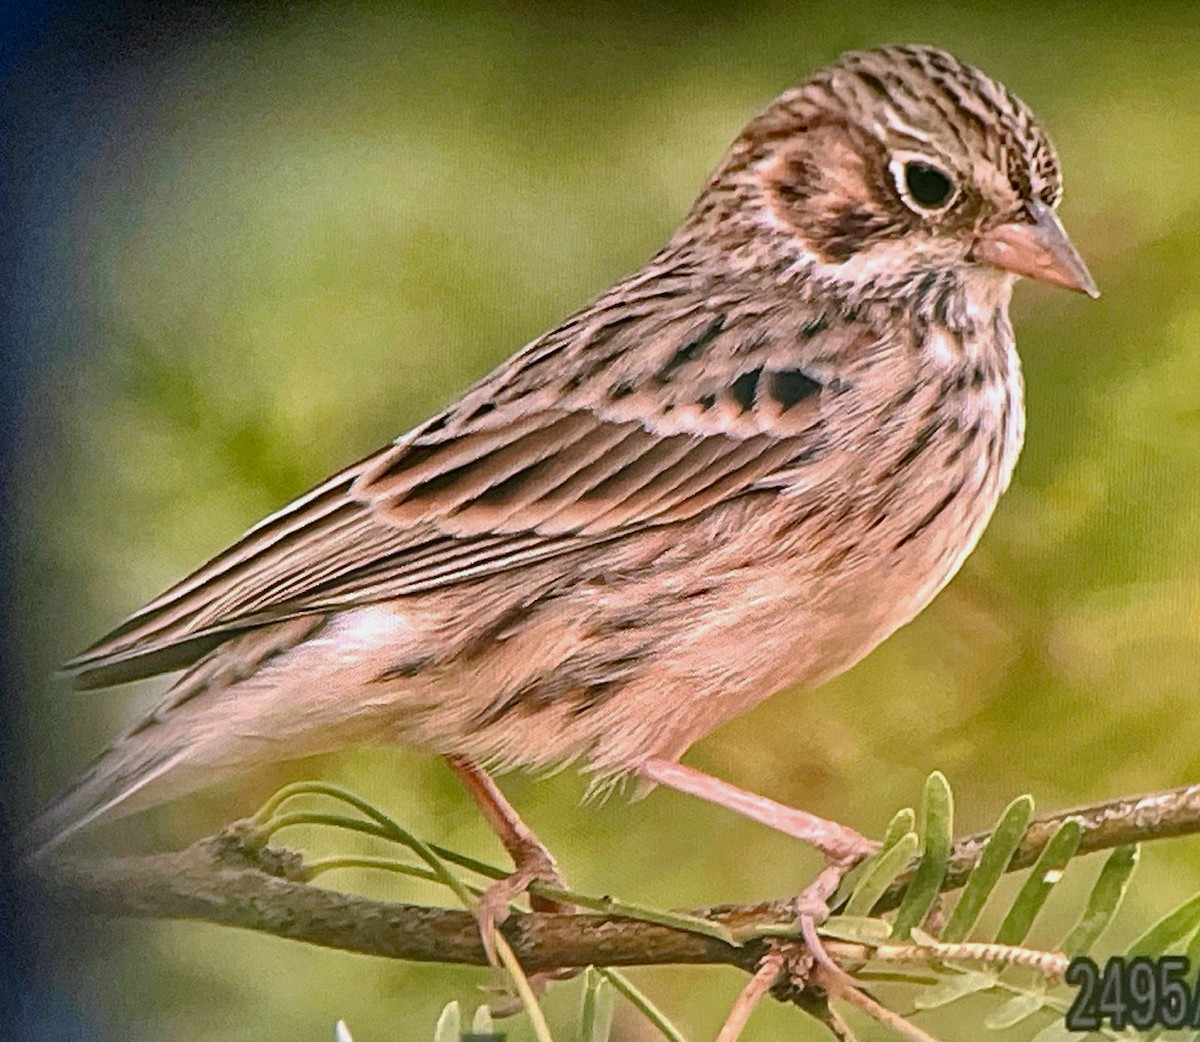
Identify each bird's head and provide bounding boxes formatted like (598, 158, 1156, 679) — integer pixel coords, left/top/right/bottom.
(687, 44, 1097, 305)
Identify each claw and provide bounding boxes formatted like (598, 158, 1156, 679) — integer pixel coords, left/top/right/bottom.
(473, 848, 578, 1017)
(475, 846, 571, 966)
(792, 856, 863, 927)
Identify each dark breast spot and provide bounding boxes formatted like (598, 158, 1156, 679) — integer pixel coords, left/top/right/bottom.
(891, 383, 919, 410)
(566, 679, 629, 718)
(933, 289, 954, 326)
(880, 419, 942, 480)
(472, 679, 555, 727)
(730, 367, 763, 411)
(768, 369, 822, 411)
(374, 655, 437, 683)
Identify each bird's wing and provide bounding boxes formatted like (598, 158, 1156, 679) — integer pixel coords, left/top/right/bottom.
(65, 280, 865, 689)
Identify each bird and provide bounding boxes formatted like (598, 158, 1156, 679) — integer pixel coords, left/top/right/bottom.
(32, 44, 1096, 922)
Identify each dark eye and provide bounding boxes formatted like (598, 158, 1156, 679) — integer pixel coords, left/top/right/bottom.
(900, 160, 956, 211)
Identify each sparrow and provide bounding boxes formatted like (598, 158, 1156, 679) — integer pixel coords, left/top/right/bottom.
(33, 45, 1096, 926)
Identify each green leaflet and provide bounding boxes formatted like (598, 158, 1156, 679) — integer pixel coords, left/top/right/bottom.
(579, 969, 615, 1042)
(912, 970, 995, 1010)
(892, 772, 954, 939)
(1125, 890, 1200, 958)
(832, 806, 915, 910)
(843, 831, 921, 919)
(882, 807, 918, 850)
(983, 991, 1045, 1030)
(820, 915, 894, 945)
(942, 794, 1034, 943)
(1063, 844, 1140, 957)
(433, 1002, 461, 1042)
(994, 820, 1082, 946)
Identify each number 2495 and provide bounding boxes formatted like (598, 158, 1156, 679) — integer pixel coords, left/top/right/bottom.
(1066, 956, 1199, 1031)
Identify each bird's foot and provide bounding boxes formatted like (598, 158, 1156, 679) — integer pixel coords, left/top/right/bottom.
(443, 754, 576, 963)
(476, 838, 578, 1016)
(476, 836, 574, 966)
(791, 856, 858, 927)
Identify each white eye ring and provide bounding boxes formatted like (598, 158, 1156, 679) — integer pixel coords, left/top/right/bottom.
(889, 153, 959, 214)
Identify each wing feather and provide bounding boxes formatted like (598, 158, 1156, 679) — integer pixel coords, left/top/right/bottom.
(65, 286, 851, 688)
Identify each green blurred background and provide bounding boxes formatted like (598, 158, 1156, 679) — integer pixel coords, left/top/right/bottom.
(6, 1, 1200, 1039)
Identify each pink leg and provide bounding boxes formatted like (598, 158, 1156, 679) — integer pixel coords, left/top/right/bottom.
(635, 758, 876, 864)
(445, 755, 572, 963)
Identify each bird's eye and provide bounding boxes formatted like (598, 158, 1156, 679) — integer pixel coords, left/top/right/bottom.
(893, 158, 957, 213)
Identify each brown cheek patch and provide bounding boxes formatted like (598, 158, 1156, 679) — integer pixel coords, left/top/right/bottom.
(765, 124, 904, 264)
(773, 153, 823, 207)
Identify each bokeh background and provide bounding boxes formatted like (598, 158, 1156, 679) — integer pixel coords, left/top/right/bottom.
(4, 2, 1200, 1039)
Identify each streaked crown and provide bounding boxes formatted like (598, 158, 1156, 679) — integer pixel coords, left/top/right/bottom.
(809, 45, 1061, 207)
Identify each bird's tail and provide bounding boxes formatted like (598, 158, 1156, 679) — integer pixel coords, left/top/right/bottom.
(28, 618, 333, 859)
(23, 733, 194, 860)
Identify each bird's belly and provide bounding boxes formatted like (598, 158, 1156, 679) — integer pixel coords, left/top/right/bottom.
(427, 455, 1008, 775)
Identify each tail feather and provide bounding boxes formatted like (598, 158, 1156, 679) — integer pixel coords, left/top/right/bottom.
(30, 615, 333, 859)
(25, 740, 193, 859)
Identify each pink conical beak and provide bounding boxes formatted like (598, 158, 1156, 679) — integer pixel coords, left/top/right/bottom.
(971, 201, 1099, 298)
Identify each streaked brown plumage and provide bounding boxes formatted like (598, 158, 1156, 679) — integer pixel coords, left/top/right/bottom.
(33, 44, 1095, 854)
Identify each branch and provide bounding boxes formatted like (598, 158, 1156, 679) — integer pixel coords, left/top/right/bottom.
(35, 833, 764, 973)
(32, 781, 1200, 973)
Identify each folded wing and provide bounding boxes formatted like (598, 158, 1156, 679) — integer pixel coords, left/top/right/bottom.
(64, 285, 848, 689)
